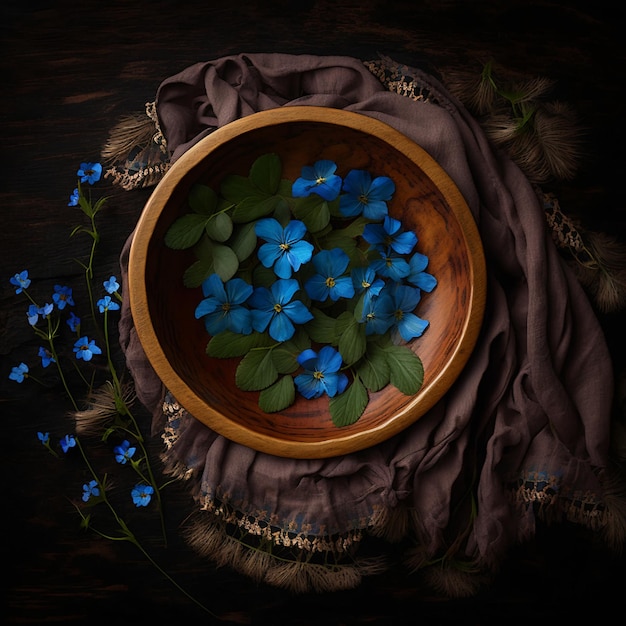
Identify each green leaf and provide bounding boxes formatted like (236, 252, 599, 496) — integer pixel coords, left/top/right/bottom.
(182, 239, 240, 287)
(258, 375, 295, 413)
(235, 348, 278, 391)
(305, 308, 338, 344)
(317, 232, 357, 256)
(206, 330, 275, 358)
(188, 183, 218, 215)
(210, 242, 240, 281)
(232, 194, 282, 223)
(383, 344, 424, 395)
(249, 153, 282, 195)
(291, 195, 331, 233)
(205, 212, 233, 242)
(229, 221, 259, 262)
(329, 378, 368, 427)
(183, 258, 213, 287)
(270, 331, 310, 374)
(164, 214, 209, 249)
(337, 316, 366, 366)
(220, 174, 256, 202)
(355, 344, 390, 392)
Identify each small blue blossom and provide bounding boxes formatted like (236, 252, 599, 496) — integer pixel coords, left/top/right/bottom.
(131, 483, 154, 507)
(52, 285, 75, 310)
(194, 274, 253, 336)
(304, 248, 355, 302)
(10, 270, 31, 294)
(97, 295, 120, 313)
(27, 304, 40, 326)
(294, 346, 349, 399)
(60, 434, 77, 453)
(82, 480, 100, 502)
(339, 170, 395, 220)
(370, 249, 411, 281)
(9, 362, 29, 383)
(361, 293, 395, 335)
(389, 284, 429, 342)
(249, 278, 314, 342)
(292, 160, 342, 201)
(38, 346, 56, 368)
(406, 252, 437, 293)
(68, 188, 80, 206)
(77, 162, 102, 185)
(66, 311, 81, 333)
(114, 439, 136, 464)
(362, 216, 417, 255)
(73, 336, 102, 361)
(351, 266, 385, 304)
(37, 431, 50, 445)
(255, 218, 314, 279)
(103, 276, 120, 294)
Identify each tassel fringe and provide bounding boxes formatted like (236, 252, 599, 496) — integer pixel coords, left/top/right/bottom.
(101, 102, 169, 190)
(183, 513, 388, 593)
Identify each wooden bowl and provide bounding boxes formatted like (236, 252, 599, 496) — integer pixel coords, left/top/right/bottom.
(129, 106, 486, 459)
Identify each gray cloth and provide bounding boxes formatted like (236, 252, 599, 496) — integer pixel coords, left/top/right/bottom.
(118, 53, 616, 587)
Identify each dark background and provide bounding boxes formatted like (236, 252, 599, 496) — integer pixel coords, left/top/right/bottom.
(2, 1, 625, 624)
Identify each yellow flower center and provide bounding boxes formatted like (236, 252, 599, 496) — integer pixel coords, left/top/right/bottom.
(316, 176, 326, 185)
(359, 194, 369, 204)
(279, 242, 290, 251)
(325, 277, 336, 288)
(313, 370, 324, 380)
(273, 303, 283, 313)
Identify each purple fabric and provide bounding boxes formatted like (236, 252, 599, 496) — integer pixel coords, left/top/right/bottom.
(118, 53, 614, 573)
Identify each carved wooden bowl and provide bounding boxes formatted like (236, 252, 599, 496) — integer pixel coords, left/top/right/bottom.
(129, 106, 486, 459)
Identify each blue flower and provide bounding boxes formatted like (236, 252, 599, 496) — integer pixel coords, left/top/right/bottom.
(82, 479, 100, 502)
(9, 362, 29, 383)
(406, 252, 437, 292)
(10, 270, 31, 294)
(29, 302, 54, 324)
(52, 285, 75, 310)
(255, 218, 314, 279)
(369, 249, 411, 281)
(37, 431, 50, 445)
(294, 346, 349, 399)
(339, 170, 395, 220)
(103, 276, 120, 294)
(131, 483, 154, 507)
(60, 434, 77, 453)
(249, 278, 314, 342)
(114, 439, 136, 464)
(27, 304, 40, 326)
(97, 295, 120, 313)
(73, 336, 102, 361)
(68, 188, 79, 206)
(360, 293, 394, 335)
(38, 346, 55, 368)
(292, 160, 342, 201)
(304, 248, 355, 302)
(77, 162, 102, 185)
(362, 216, 417, 255)
(389, 284, 429, 341)
(194, 274, 253, 336)
(351, 266, 385, 302)
(66, 311, 81, 333)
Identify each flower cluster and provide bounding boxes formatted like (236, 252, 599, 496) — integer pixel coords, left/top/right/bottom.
(6, 161, 214, 614)
(165, 154, 437, 426)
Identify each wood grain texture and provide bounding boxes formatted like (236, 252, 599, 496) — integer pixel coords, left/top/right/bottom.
(2, 1, 625, 623)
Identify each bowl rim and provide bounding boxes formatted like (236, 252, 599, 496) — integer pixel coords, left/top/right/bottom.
(129, 105, 486, 458)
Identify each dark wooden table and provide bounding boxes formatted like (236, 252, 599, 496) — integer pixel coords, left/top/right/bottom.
(2, 1, 625, 623)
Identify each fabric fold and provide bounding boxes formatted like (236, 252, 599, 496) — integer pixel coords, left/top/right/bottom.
(117, 53, 620, 595)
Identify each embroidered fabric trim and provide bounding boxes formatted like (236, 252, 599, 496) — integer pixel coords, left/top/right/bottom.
(161, 393, 388, 555)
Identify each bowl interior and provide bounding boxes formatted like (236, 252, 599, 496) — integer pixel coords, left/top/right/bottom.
(129, 107, 485, 458)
